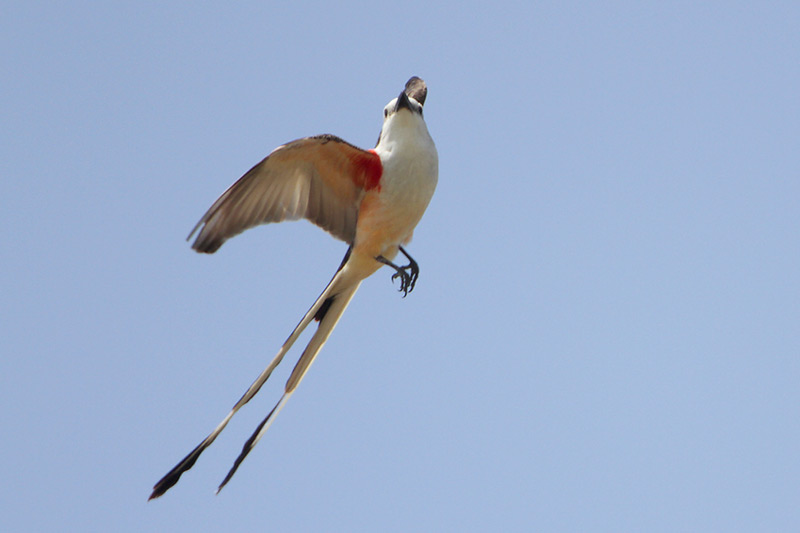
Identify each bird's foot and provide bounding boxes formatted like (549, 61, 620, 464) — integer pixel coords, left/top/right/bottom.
(376, 247, 420, 297)
(390, 262, 418, 296)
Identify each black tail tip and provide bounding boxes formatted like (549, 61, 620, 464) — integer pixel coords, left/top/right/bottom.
(148, 477, 175, 501)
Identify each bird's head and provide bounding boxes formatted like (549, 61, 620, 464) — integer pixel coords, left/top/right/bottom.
(376, 77, 429, 147)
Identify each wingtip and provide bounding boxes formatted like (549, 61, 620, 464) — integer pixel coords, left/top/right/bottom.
(186, 219, 204, 243)
(187, 219, 225, 253)
(188, 232, 224, 254)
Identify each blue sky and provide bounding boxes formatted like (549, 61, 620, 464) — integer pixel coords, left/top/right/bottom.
(2, 1, 798, 531)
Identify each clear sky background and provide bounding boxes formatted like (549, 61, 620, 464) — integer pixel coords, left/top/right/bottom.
(2, 2, 798, 531)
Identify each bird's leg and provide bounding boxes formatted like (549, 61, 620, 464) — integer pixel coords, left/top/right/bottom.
(376, 246, 419, 297)
(376, 256, 413, 297)
(396, 246, 419, 292)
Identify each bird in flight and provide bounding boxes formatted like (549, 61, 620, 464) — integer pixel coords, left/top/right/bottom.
(149, 77, 438, 499)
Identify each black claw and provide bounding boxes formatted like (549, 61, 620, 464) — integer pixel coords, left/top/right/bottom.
(391, 269, 413, 296)
(377, 247, 421, 297)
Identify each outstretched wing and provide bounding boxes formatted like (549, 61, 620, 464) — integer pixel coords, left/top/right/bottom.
(188, 134, 383, 253)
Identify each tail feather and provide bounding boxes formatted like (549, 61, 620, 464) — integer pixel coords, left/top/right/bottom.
(216, 284, 360, 492)
(216, 394, 287, 493)
(149, 250, 357, 500)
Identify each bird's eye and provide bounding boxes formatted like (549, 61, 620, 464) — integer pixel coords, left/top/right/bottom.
(384, 108, 389, 118)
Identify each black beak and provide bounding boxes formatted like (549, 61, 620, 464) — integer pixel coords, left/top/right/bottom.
(395, 90, 413, 112)
(403, 76, 427, 106)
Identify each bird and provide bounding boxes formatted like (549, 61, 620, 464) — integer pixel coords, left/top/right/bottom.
(149, 76, 438, 499)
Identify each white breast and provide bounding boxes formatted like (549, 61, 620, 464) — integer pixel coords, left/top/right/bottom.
(374, 112, 439, 237)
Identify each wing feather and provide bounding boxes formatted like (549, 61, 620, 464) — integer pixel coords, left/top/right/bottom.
(188, 135, 381, 253)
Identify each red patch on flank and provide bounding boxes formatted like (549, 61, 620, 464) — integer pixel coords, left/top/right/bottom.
(352, 149, 383, 191)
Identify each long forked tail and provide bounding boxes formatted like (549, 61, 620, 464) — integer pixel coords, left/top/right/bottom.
(149, 252, 359, 500)
(217, 284, 359, 492)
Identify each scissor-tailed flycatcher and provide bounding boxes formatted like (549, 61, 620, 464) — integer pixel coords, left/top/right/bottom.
(149, 77, 437, 499)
